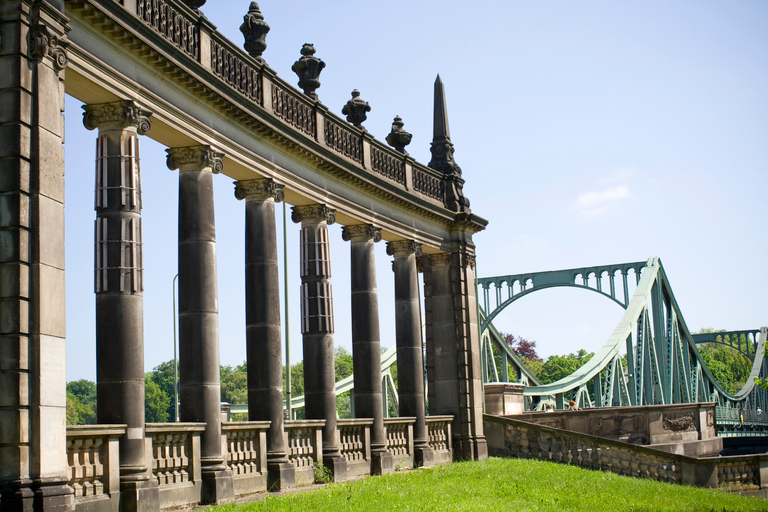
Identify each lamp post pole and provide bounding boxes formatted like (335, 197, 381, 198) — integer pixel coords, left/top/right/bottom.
(283, 201, 292, 421)
(172, 273, 180, 422)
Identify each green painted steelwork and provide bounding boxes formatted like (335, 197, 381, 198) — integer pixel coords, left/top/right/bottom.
(477, 257, 768, 437)
(692, 330, 761, 360)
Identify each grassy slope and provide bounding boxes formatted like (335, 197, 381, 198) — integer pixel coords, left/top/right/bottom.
(211, 457, 768, 512)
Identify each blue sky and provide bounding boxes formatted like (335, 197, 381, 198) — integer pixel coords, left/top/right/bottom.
(64, 1, 768, 382)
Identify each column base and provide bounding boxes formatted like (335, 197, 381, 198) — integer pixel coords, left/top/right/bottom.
(321, 455, 348, 483)
(453, 436, 488, 461)
(370, 450, 395, 475)
(414, 445, 435, 468)
(267, 461, 296, 492)
(200, 468, 234, 505)
(0, 480, 71, 512)
(120, 478, 159, 512)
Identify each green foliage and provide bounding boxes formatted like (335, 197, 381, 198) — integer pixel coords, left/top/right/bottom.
(66, 379, 96, 425)
(146, 360, 177, 421)
(313, 462, 333, 484)
(208, 457, 768, 512)
(537, 350, 594, 385)
(334, 346, 354, 380)
(693, 328, 752, 394)
(220, 363, 248, 405)
(66, 391, 94, 425)
(144, 375, 170, 423)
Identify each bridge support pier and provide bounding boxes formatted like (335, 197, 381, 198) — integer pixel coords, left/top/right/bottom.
(168, 146, 233, 504)
(343, 225, 393, 475)
(423, 243, 487, 461)
(235, 178, 295, 491)
(292, 205, 347, 481)
(387, 241, 434, 467)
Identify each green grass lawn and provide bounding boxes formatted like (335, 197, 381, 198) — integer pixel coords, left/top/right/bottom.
(210, 457, 768, 512)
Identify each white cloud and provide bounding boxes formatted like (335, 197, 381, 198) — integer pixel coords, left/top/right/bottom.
(575, 185, 630, 218)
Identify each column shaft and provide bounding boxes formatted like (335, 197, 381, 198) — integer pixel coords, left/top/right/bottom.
(343, 225, 391, 474)
(236, 179, 294, 490)
(291, 205, 346, 480)
(387, 241, 432, 466)
(168, 146, 233, 504)
(83, 100, 152, 481)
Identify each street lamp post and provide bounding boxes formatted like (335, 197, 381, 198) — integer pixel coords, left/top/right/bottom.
(172, 273, 179, 422)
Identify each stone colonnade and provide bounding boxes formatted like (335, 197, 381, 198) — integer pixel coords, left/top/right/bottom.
(0, 3, 486, 509)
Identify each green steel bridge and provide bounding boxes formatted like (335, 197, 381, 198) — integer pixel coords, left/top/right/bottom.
(477, 257, 768, 437)
(237, 257, 766, 438)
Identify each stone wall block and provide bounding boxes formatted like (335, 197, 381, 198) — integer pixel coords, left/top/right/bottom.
(0, 335, 28, 370)
(36, 69, 64, 137)
(0, 56, 33, 92)
(37, 195, 64, 269)
(0, 297, 28, 334)
(0, 370, 28, 407)
(37, 265, 65, 337)
(36, 335, 65, 407)
(0, 263, 29, 298)
(0, 89, 31, 125)
(0, 124, 30, 159)
(0, 445, 27, 480)
(37, 405, 66, 477)
(36, 128, 65, 202)
(0, 228, 28, 263)
(0, 407, 28, 445)
(0, 159, 30, 193)
(0, 193, 29, 228)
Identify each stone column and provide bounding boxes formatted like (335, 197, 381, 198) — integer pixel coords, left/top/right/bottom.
(386, 240, 434, 468)
(167, 146, 234, 504)
(83, 99, 159, 511)
(290, 204, 347, 481)
(0, 4, 73, 511)
(234, 178, 295, 491)
(342, 225, 393, 475)
(422, 244, 487, 461)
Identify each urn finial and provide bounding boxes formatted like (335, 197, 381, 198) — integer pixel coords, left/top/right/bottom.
(182, 0, 206, 10)
(291, 43, 325, 100)
(341, 90, 371, 130)
(386, 115, 412, 154)
(240, 2, 270, 62)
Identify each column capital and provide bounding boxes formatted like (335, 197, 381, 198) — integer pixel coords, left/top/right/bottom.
(341, 224, 381, 243)
(234, 178, 284, 202)
(83, 100, 152, 134)
(386, 240, 422, 257)
(166, 145, 224, 173)
(291, 204, 335, 225)
(29, 20, 69, 71)
(426, 252, 451, 268)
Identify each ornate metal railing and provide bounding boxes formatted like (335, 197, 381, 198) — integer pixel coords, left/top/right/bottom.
(66, 425, 124, 503)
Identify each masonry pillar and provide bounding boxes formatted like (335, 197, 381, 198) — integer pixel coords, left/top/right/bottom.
(422, 243, 487, 461)
(167, 146, 234, 504)
(386, 241, 434, 467)
(291, 204, 347, 481)
(342, 225, 393, 475)
(0, 3, 73, 511)
(83, 100, 159, 511)
(234, 178, 295, 491)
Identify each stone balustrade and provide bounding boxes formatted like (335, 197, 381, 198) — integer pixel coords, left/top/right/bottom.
(222, 422, 270, 496)
(338, 419, 372, 478)
(145, 423, 204, 508)
(485, 414, 768, 497)
(284, 420, 325, 485)
(66, 425, 124, 512)
(384, 417, 415, 469)
(426, 416, 454, 465)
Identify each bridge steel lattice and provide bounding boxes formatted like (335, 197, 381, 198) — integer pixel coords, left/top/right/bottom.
(478, 258, 768, 436)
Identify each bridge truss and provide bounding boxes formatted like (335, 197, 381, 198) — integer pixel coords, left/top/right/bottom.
(477, 257, 768, 436)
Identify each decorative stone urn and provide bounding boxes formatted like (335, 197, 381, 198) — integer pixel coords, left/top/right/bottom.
(386, 115, 412, 153)
(240, 2, 270, 62)
(291, 43, 325, 100)
(341, 90, 371, 130)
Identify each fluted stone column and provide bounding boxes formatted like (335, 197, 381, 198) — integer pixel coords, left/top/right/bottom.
(83, 100, 160, 512)
(387, 241, 434, 468)
(234, 178, 295, 491)
(291, 204, 347, 481)
(167, 146, 234, 504)
(342, 225, 393, 475)
(422, 247, 487, 461)
(0, 4, 73, 511)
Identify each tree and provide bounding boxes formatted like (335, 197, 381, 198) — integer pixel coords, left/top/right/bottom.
(146, 360, 177, 421)
(144, 375, 170, 423)
(503, 333, 543, 363)
(537, 350, 594, 385)
(220, 363, 248, 405)
(66, 379, 96, 425)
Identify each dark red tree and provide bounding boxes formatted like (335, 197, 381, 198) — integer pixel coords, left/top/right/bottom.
(503, 333, 543, 363)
